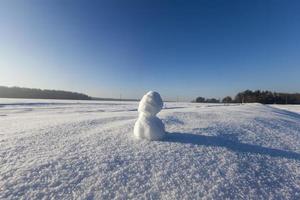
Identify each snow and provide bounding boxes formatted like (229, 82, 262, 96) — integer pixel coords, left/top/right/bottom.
(134, 114, 165, 141)
(134, 91, 165, 140)
(270, 104, 300, 114)
(1, 99, 300, 199)
(138, 91, 163, 116)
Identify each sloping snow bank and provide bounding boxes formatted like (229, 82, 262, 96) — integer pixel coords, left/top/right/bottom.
(1, 101, 300, 199)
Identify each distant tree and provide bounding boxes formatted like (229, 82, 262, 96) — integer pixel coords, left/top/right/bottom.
(195, 97, 205, 103)
(222, 96, 233, 103)
(206, 98, 220, 103)
(234, 92, 244, 103)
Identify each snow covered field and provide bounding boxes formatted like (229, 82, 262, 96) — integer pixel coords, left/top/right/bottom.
(1, 98, 300, 199)
(270, 104, 300, 114)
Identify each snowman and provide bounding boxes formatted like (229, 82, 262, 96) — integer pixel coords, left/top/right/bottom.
(134, 91, 165, 140)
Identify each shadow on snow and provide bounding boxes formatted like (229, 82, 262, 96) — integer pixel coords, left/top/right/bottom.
(165, 132, 300, 161)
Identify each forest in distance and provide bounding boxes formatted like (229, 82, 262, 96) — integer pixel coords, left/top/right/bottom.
(0, 86, 300, 104)
(0, 86, 137, 101)
(196, 90, 300, 104)
(0, 86, 92, 100)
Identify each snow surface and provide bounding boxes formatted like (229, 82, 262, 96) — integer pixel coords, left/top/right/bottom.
(134, 91, 165, 140)
(1, 99, 300, 199)
(270, 104, 300, 114)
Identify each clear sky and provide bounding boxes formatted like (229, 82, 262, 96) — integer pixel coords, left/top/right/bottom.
(1, 0, 300, 101)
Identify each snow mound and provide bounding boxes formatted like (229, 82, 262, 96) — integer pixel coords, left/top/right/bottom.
(134, 91, 165, 140)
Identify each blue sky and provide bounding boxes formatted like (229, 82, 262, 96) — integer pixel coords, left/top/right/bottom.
(1, 0, 300, 101)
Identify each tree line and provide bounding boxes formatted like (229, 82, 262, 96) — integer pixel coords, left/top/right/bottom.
(0, 86, 92, 100)
(195, 90, 300, 104)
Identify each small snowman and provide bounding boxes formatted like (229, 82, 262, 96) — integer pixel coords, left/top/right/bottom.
(134, 91, 165, 140)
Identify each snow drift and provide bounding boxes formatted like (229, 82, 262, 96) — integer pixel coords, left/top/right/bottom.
(134, 91, 165, 140)
(1, 99, 300, 199)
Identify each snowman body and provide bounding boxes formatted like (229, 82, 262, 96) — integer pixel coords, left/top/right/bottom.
(134, 91, 165, 140)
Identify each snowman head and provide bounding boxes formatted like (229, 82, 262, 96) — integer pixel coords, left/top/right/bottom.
(138, 91, 163, 116)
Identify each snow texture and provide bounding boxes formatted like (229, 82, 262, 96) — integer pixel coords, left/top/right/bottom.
(138, 91, 163, 116)
(270, 104, 300, 114)
(1, 99, 300, 199)
(134, 91, 165, 140)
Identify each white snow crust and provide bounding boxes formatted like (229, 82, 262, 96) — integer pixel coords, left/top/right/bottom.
(1, 99, 300, 199)
(270, 104, 300, 114)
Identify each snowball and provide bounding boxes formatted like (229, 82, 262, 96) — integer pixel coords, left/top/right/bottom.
(134, 91, 165, 141)
(134, 114, 165, 140)
(138, 91, 163, 116)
